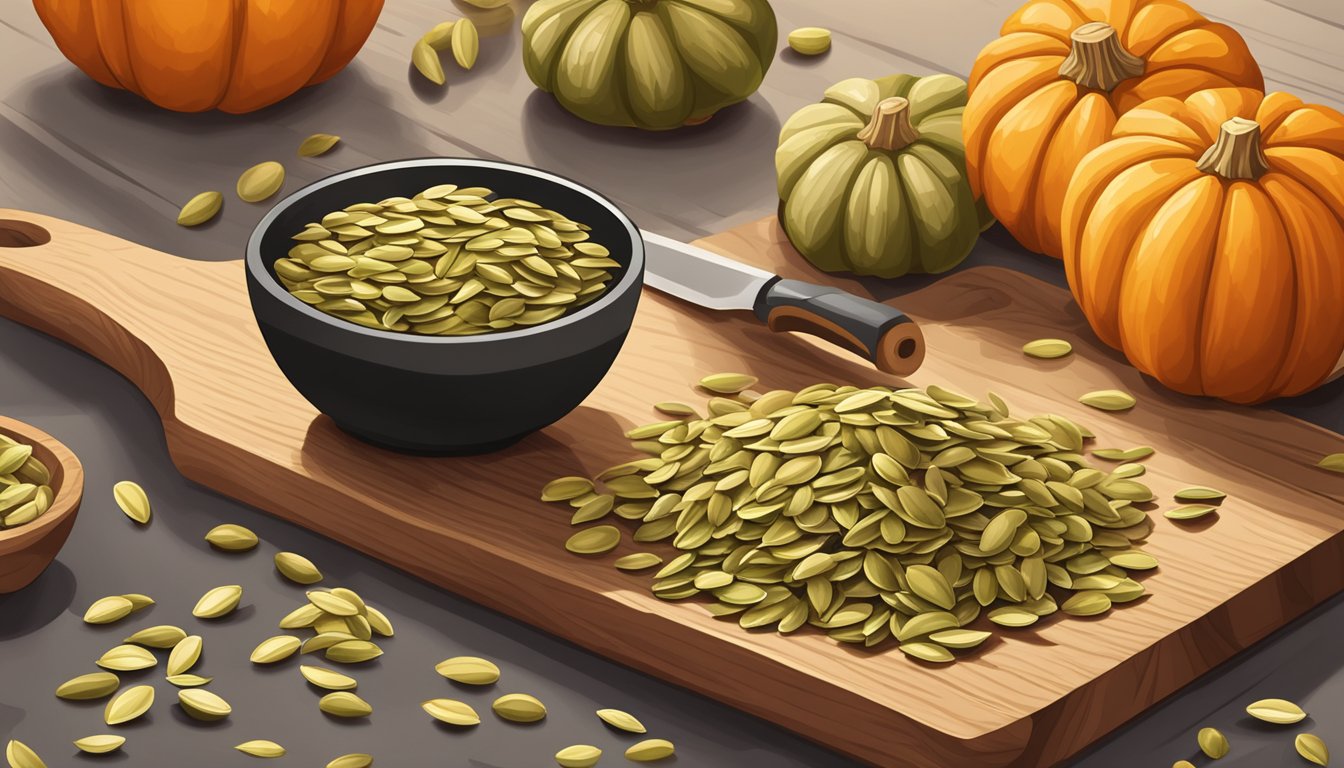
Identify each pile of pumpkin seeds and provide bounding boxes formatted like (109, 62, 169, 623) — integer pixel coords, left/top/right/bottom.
(413, 18, 480, 85)
(544, 375, 1160, 662)
(273, 183, 619, 335)
(0, 434, 54, 530)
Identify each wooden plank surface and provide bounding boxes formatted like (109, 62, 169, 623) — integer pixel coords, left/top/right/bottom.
(0, 209, 1341, 766)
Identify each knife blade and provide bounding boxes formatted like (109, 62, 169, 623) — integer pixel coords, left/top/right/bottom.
(640, 231, 925, 376)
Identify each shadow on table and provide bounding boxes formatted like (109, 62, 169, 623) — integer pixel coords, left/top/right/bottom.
(0, 559, 75, 640)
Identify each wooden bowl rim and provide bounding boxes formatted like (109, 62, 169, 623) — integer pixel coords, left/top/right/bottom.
(0, 414, 84, 545)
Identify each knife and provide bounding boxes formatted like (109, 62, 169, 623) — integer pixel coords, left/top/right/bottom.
(639, 231, 925, 376)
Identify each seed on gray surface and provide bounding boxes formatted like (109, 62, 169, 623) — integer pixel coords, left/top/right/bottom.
(73, 735, 125, 755)
(237, 162, 285, 203)
(177, 191, 223, 227)
(787, 27, 831, 56)
(252, 635, 302, 664)
(412, 39, 446, 84)
(451, 18, 479, 69)
(1197, 726, 1229, 759)
(308, 590, 361, 617)
(275, 552, 323, 585)
(421, 21, 454, 51)
(236, 740, 286, 758)
(327, 755, 374, 768)
(435, 656, 501, 685)
(192, 586, 243, 619)
(178, 688, 231, 721)
(365, 606, 395, 637)
(1296, 733, 1329, 766)
(320, 691, 372, 718)
(324, 641, 383, 664)
(96, 645, 156, 672)
(298, 134, 341, 158)
(166, 635, 203, 676)
(165, 674, 212, 687)
(84, 596, 135, 625)
(124, 625, 187, 649)
(625, 739, 676, 762)
(596, 708, 646, 733)
(105, 685, 155, 725)
(121, 593, 155, 610)
(1245, 698, 1306, 724)
(205, 524, 259, 551)
(113, 481, 151, 524)
(555, 745, 601, 768)
(55, 672, 119, 700)
(492, 693, 546, 723)
(421, 698, 480, 726)
(301, 665, 358, 691)
(5, 739, 46, 768)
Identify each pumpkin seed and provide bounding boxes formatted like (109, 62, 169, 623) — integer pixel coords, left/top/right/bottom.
(1296, 733, 1329, 766)
(566, 525, 621, 555)
(236, 740, 286, 758)
(325, 640, 383, 664)
(421, 21, 455, 50)
(238, 161, 285, 203)
(205, 523, 259, 551)
(614, 553, 663, 570)
(275, 552, 323, 584)
(298, 134, 341, 158)
(699, 373, 758, 394)
(302, 665, 358, 691)
(1197, 726, 1229, 759)
(4, 740, 46, 768)
(167, 635, 203, 675)
(1174, 486, 1226, 502)
(179, 688, 232, 720)
(787, 27, 831, 56)
(327, 754, 374, 768)
(366, 606, 395, 637)
(436, 656, 501, 685)
(625, 739, 676, 762)
(165, 674, 212, 687)
(73, 735, 125, 755)
(1078, 390, 1136, 411)
(1165, 504, 1218, 521)
(412, 40, 445, 85)
(320, 691, 372, 718)
(105, 685, 155, 724)
(113, 481, 151, 524)
(492, 693, 547, 723)
(84, 596, 135, 625)
(451, 19, 479, 70)
(1061, 591, 1112, 616)
(1245, 698, 1306, 724)
(928, 629, 992, 649)
(1092, 446, 1153, 461)
(97, 644, 156, 671)
(122, 593, 154, 610)
(422, 698, 480, 726)
(124, 624, 187, 648)
(309, 590, 361, 616)
(1319, 454, 1344, 473)
(542, 477, 593, 502)
(193, 585, 243, 618)
(1173, 762, 1195, 768)
(1022, 339, 1073, 359)
(251, 635, 301, 664)
(55, 672, 120, 700)
(556, 745, 602, 768)
(596, 708, 646, 733)
(177, 191, 223, 227)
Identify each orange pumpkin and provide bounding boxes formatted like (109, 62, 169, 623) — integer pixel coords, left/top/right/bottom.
(964, 0, 1263, 259)
(32, 0, 384, 114)
(1062, 87, 1344, 403)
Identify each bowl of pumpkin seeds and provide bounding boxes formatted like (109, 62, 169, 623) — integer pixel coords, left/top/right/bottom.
(0, 415, 83, 593)
(246, 158, 644, 454)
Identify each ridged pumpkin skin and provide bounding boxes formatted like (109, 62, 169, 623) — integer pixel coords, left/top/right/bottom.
(964, 0, 1263, 259)
(1063, 87, 1344, 403)
(521, 0, 777, 131)
(776, 75, 992, 278)
(32, 0, 384, 114)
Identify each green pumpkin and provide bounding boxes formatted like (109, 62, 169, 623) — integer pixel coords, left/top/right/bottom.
(521, 0, 777, 131)
(776, 74, 993, 278)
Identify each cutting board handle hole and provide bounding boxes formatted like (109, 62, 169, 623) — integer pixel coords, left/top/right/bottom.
(0, 220, 51, 248)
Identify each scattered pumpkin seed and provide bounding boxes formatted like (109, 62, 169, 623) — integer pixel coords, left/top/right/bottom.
(436, 656, 501, 685)
(113, 481, 151, 524)
(179, 688, 232, 721)
(205, 524, 259, 551)
(252, 635, 302, 664)
(105, 685, 155, 725)
(320, 691, 373, 718)
(596, 708, 646, 733)
(556, 745, 602, 768)
(1245, 698, 1306, 724)
(542, 477, 593, 502)
(625, 739, 676, 762)
(325, 640, 384, 664)
(4, 740, 46, 768)
(1092, 446, 1153, 461)
(177, 191, 223, 227)
(411, 40, 445, 85)
(698, 373, 757, 394)
(73, 735, 124, 755)
(121, 593, 154, 610)
(55, 672, 119, 700)
(165, 674, 212, 687)
(422, 698, 480, 726)
(275, 552, 323, 584)
(1173, 761, 1195, 768)
(565, 525, 621, 555)
(1318, 454, 1344, 473)
(1297, 733, 1329, 766)
(236, 740, 286, 758)
(327, 755, 374, 768)
(238, 161, 285, 203)
(451, 18, 479, 70)
(124, 624, 187, 648)
(492, 693, 547, 723)
(166, 634, 203, 676)
(1079, 389, 1136, 411)
(422, 20, 455, 51)
(1022, 338, 1073, 359)
(193, 585, 243, 619)
(366, 606, 395, 637)
(614, 553, 663, 571)
(97, 644, 156, 671)
(302, 665, 358, 691)
(84, 596, 136, 625)
(1165, 504, 1218, 521)
(787, 27, 831, 56)
(1174, 486, 1227, 503)
(298, 134, 341, 158)
(1198, 726, 1229, 759)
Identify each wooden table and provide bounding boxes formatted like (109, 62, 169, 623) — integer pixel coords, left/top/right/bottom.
(0, 1, 1340, 765)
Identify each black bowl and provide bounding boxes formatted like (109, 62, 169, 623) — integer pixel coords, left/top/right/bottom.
(245, 158, 644, 454)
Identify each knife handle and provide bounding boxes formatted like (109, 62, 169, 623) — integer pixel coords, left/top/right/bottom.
(753, 278, 925, 376)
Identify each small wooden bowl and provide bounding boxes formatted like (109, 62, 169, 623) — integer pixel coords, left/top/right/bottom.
(0, 415, 83, 593)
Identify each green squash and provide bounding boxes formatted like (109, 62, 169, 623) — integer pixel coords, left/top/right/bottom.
(776, 74, 993, 278)
(521, 0, 777, 131)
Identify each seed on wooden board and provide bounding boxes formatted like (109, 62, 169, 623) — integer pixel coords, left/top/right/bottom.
(1022, 339, 1073, 359)
(97, 645, 156, 671)
(1245, 698, 1306, 724)
(302, 665, 358, 691)
(55, 672, 120, 700)
(167, 635, 203, 676)
(1197, 727, 1229, 759)
(327, 755, 375, 768)
(84, 596, 136, 625)
(298, 134, 341, 157)
(614, 553, 663, 571)
(436, 656, 500, 685)
(625, 739, 676, 762)
(451, 19, 479, 69)
(193, 585, 243, 618)
(699, 373, 758, 394)
(179, 688, 231, 721)
(205, 524, 259, 551)
(73, 735, 125, 755)
(1318, 454, 1344, 473)
(787, 27, 831, 56)
(566, 525, 621, 555)
(1165, 504, 1218, 521)
(236, 740, 286, 758)
(422, 698, 480, 726)
(177, 191, 223, 227)
(1092, 446, 1153, 461)
(492, 693, 546, 723)
(1296, 733, 1329, 766)
(542, 477, 593, 502)
(1174, 486, 1226, 502)
(411, 40, 445, 85)
(238, 161, 285, 203)
(5, 740, 46, 768)
(556, 745, 602, 768)
(1078, 389, 1136, 411)
(165, 674, 212, 687)
(105, 685, 155, 725)
(596, 708, 646, 733)
(275, 552, 323, 584)
(320, 691, 373, 718)
(113, 481, 151, 524)
(124, 625, 187, 648)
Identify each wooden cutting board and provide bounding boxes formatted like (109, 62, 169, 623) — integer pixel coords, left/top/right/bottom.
(0, 209, 1341, 767)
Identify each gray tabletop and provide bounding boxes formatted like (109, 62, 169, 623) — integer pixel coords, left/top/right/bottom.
(1, 1, 1342, 766)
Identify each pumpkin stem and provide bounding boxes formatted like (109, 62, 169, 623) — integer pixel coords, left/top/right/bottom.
(857, 97, 920, 152)
(1196, 117, 1271, 181)
(1058, 22, 1144, 92)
